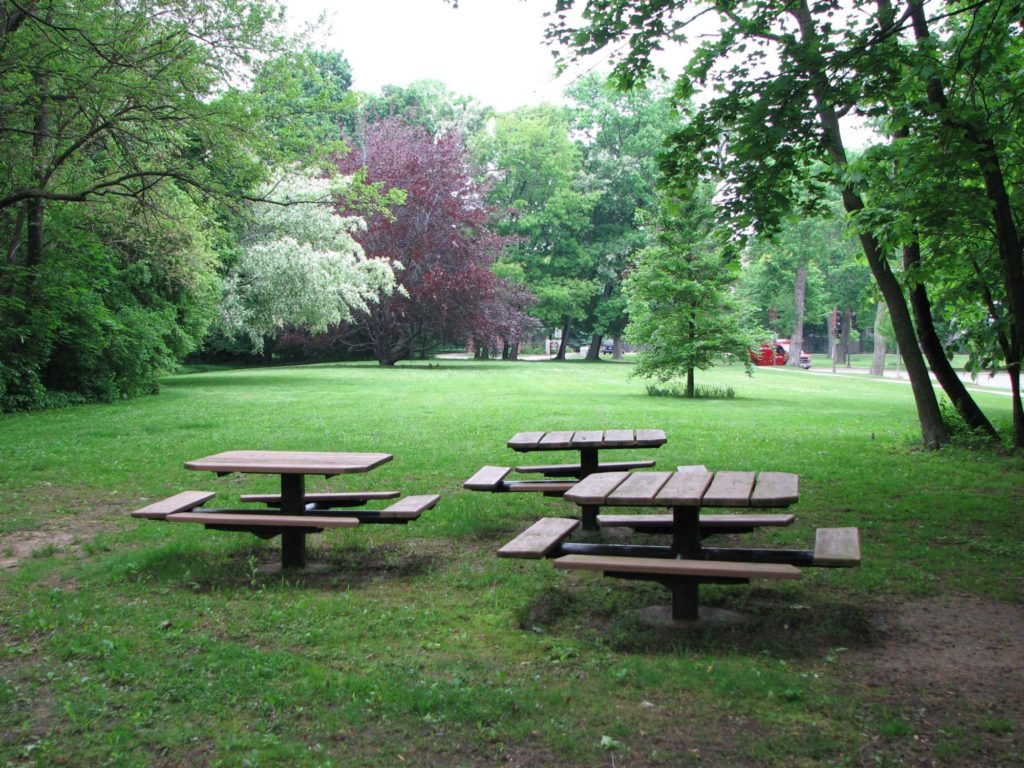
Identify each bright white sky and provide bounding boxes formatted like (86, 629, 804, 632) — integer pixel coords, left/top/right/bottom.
(283, 0, 874, 144)
(283, 0, 689, 112)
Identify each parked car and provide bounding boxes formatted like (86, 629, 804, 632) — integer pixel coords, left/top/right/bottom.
(749, 339, 811, 369)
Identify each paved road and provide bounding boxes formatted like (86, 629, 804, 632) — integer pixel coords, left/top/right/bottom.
(804, 363, 1013, 394)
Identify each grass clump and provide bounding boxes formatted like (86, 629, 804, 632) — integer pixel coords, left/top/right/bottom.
(646, 381, 736, 399)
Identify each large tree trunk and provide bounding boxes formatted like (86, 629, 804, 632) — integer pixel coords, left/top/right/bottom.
(612, 336, 623, 360)
(686, 367, 695, 398)
(870, 302, 888, 376)
(793, 0, 948, 446)
(904, 242, 997, 437)
(907, 0, 1023, 446)
(585, 333, 602, 361)
(554, 318, 570, 361)
(788, 265, 807, 366)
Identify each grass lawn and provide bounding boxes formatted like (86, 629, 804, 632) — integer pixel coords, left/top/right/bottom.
(1, 359, 1021, 767)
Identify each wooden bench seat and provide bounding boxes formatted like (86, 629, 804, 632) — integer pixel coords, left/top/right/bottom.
(505, 480, 576, 495)
(131, 491, 216, 520)
(464, 466, 512, 491)
(597, 513, 796, 532)
(165, 512, 360, 529)
(813, 527, 861, 567)
(498, 517, 580, 559)
(512, 460, 657, 477)
(240, 491, 401, 508)
(352, 494, 440, 523)
(553, 554, 802, 580)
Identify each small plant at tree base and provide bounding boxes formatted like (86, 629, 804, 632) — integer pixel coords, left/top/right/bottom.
(646, 382, 735, 399)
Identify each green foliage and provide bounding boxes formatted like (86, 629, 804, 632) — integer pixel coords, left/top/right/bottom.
(625, 188, 761, 384)
(1, 192, 220, 410)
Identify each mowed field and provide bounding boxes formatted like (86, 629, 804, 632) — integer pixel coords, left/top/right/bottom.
(1, 359, 1021, 767)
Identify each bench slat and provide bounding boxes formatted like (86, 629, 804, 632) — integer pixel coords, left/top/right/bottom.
(505, 481, 576, 494)
(676, 464, 708, 473)
(602, 429, 636, 447)
(597, 513, 796, 530)
(166, 512, 359, 529)
(635, 429, 668, 446)
(570, 430, 605, 447)
(750, 472, 799, 507)
(382, 494, 440, 514)
(464, 466, 512, 491)
(498, 517, 580, 559)
(240, 491, 401, 506)
(539, 431, 575, 449)
(655, 470, 714, 506)
(512, 460, 656, 476)
(563, 471, 630, 505)
(813, 527, 861, 566)
(607, 471, 674, 505)
(131, 491, 216, 520)
(701, 471, 756, 507)
(553, 554, 802, 580)
(507, 432, 546, 451)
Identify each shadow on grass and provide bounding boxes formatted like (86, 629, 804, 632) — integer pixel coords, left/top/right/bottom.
(135, 539, 441, 592)
(516, 581, 881, 659)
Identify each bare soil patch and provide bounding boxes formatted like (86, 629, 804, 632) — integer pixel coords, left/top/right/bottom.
(844, 594, 1024, 766)
(0, 485, 127, 569)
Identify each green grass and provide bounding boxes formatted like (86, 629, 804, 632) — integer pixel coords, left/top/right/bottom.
(0, 359, 1021, 766)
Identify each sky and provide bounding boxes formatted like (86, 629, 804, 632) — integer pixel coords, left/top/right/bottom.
(282, 0, 874, 144)
(282, 0, 688, 112)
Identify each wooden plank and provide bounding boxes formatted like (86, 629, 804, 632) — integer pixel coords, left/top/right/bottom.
(597, 513, 795, 529)
(655, 470, 714, 506)
(505, 481, 575, 494)
(513, 460, 656, 476)
(184, 451, 392, 475)
(539, 431, 575, 449)
(570, 430, 605, 448)
(240, 491, 400, 505)
(553, 554, 802, 580)
(602, 429, 636, 447)
(635, 429, 668, 446)
(131, 491, 216, 520)
(497, 517, 580, 559)
(607, 471, 674, 506)
(507, 432, 546, 451)
(701, 471, 756, 507)
(750, 472, 799, 508)
(563, 471, 630, 505)
(463, 466, 512, 491)
(166, 512, 359, 529)
(813, 527, 861, 567)
(382, 494, 440, 514)
(676, 464, 708, 473)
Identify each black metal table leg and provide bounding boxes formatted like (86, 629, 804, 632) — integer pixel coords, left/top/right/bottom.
(280, 473, 306, 569)
(671, 505, 703, 619)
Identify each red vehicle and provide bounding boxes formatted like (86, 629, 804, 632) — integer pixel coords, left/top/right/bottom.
(749, 339, 811, 369)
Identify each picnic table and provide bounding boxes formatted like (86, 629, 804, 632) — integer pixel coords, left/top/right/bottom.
(131, 450, 439, 569)
(497, 467, 860, 622)
(464, 429, 667, 528)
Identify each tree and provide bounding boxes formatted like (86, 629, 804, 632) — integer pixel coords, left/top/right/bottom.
(548, 0, 951, 446)
(0, 0, 289, 408)
(566, 74, 677, 360)
(484, 105, 599, 359)
(333, 117, 509, 366)
(217, 173, 397, 359)
(626, 189, 758, 395)
(360, 80, 491, 140)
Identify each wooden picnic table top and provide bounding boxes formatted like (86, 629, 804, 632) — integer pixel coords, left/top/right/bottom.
(184, 450, 393, 476)
(564, 469, 799, 509)
(507, 429, 667, 452)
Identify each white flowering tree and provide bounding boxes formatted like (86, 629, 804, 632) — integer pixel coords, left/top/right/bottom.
(220, 174, 397, 354)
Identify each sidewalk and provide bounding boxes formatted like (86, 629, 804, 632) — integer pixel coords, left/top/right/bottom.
(803, 362, 1013, 394)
